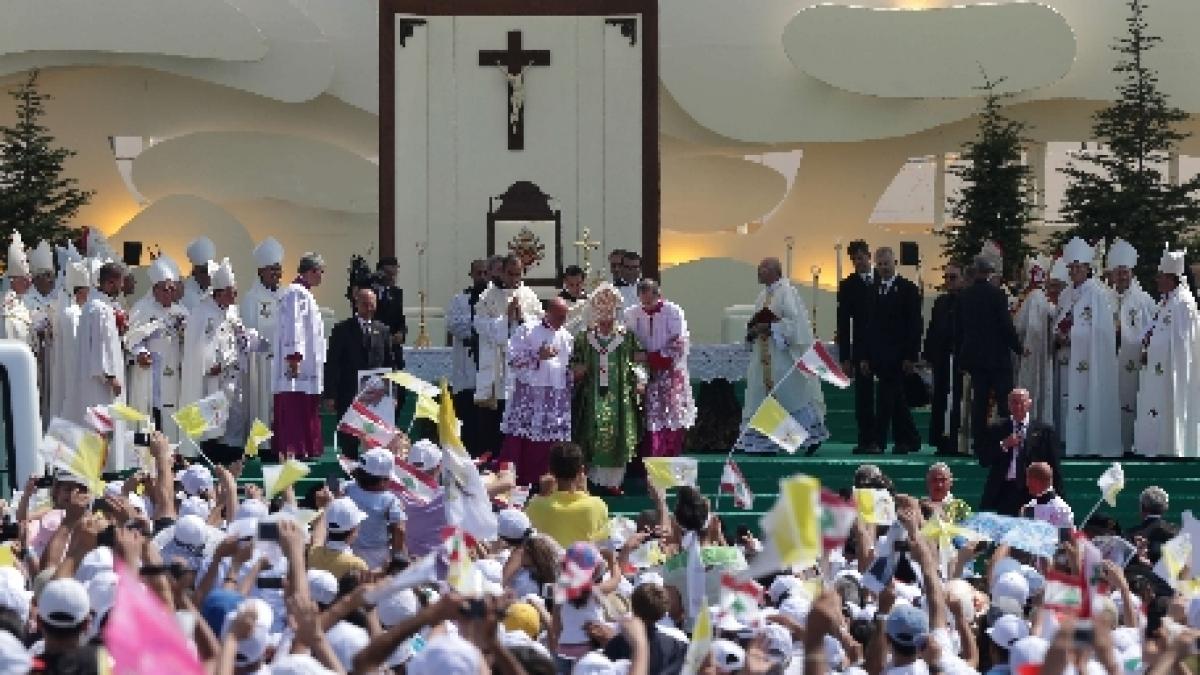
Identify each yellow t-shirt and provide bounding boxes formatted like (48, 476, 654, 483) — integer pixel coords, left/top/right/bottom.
(308, 544, 369, 579)
(525, 490, 610, 548)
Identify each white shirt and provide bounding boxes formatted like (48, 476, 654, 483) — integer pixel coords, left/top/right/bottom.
(1006, 414, 1030, 481)
(1025, 491, 1074, 529)
(507, 321, 573, 389)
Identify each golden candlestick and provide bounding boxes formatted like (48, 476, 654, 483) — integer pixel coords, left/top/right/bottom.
(414, 289, 431, 347)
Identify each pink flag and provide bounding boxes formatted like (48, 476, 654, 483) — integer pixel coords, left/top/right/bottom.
(797, 342, 851, 389)
(104, 560, 204, 675)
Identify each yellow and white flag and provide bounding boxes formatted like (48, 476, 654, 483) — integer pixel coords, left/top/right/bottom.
(414, 393, 439, 423)
(41, 418, 107, 495)
(746, 474, 821, 577)
(262, 459, 311, 499)
(385, 371, 440, 398)
(681, 601, 712, 675)
(108, 402, 149, 424)
(1155, 533, 1192, 588)
(1097, 463, 1125, 508)
(172, 391, 229, 440)
(644, 457, 699, 492)
(244, 419, 273, 458)
(748, 396, 809, 453)
(853, 487, 897, 525)
(437, 379, 467, 456)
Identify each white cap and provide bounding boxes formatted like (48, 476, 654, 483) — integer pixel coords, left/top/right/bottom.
(1107, 238, 1137, 270)
(180, 465, 214, 496)
(475, 558, 503, 586)
(38, 578, 90, 628)
(127, 492, 147, 514)
(271, 654, 336, 675)
(236, 499, 269, 521)
(209, 257, 236, 290)
(1160, 248, 1186, 276)
(86, 569, 119, 618)
(326, 621, 370, 673)
(767, 574, 803, 605)
(253, 237, 285, 268)
(779, 595, 812, 628)
(987, 614, 1030, 649)
(377, 588, 420, 628)
(76, 546, 114, 584)
(223, 598, 272, 666)
(29, 240, 54, 274)
(711, 639, 746, 674)
(408, 633, 485, 675)
(362, 447, 394, 478)
(0, 582, 32, 624)
(6, 232, 29, 278)
(497, 508, 532, 541)
(326, 497, 368, 533)
(186, 237, 216, 266)
(634, 571, 663, 588)
(174, 514, 212, 548)
(993, 571, 1030, 606)
(147, 257, 178, 285)
(65, 260, 89, 289)
(760, 623, 793, 665)
(573, 652, 619, 675)
(180, 495, 212, 520)
(408, 439, 443, 471)
(1049, 257, 1068, 282)
(308, 569, 338, 606)
(1062, 237, 1094, 266)
(0, 631, 30, 673)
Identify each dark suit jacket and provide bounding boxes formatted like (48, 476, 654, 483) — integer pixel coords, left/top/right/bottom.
(324, 317, 394, 412)
(978, 418, 1063, 514)
(923, 291, 959, 369)
(955, 279, 1020, 374)
(374, 283, 407, 368)
(836, 273, 875, 363)
(864, 275, 922, 373)
(1125, 516, 1179, 564)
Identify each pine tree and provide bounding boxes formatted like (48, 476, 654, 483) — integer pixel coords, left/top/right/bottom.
(1053, 0, 1200, 284)
(942, 75, 1035, 280)
(0, 70, 91, 254)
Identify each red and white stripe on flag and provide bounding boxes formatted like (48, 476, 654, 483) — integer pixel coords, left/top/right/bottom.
(797, 342, 851, 389)
(391, 460, 440, 505)
(337, 402, 397, 448)
(85, 405, 114, 435)
(1043, 569, 1086, 614)
(820, 488, 858, 551)
(719, 459, 755, 510)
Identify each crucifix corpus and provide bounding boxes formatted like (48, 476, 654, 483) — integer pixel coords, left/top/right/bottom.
(573, 227, 601, 290)
(479, 30, 551, 151)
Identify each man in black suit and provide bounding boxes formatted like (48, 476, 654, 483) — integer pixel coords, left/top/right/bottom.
(323, 287, 394, 456)
(1125, 486, 1178, 565)
(837, 239, 878, 452)
(978, 388, 1063, 516)
(923, 262, 966, 455)
(373, 256, 407, 369)
(955, 255, 1021, 452)
(862, 246, 923, 454)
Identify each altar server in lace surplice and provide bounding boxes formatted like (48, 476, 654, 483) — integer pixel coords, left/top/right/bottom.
(624, 279, 696, 459)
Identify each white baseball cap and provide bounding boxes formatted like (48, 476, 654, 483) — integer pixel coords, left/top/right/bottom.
(308, 569, 338, 606)
(408, 439, 443, 471)
(987, 614, 1030, 650)
(180, 495, 212, 520)
(38, 578, 90, 628)
(362, 448, 395, 478)
(573, 651, 619, 675)
(760, 623, 793, 664)
(236, 499, 270, 521)
(180, 465, 214, 496)
(407, 633, 485, 675)
(174, 514, 212, 548)
(0, 583, 31, 623)
(497, 509, 532, 542)
(326, 497, 368, 533)
(223, 598, 273, 666)
(271, 654, 336, 675)
(992, 571, 1030, 607)
(76, 546, 114, 584)
(711, 639, 746, 673)
(0, 631, 30, 673)
(779, 595, 812, 628)
(1009, 636, 1049, 670)
(86, 570, 119, 619)
(767, 574, 803, 605)
(326, 620, 369, 672)
(376, 588, 419, 628)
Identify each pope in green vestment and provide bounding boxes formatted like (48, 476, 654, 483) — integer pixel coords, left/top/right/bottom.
(570, 284, 646, 494)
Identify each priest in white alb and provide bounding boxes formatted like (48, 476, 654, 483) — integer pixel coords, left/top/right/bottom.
(474, 255, 543, 455)
(499, 297, 574, 486)
(273, 253, 327, 460)
(1047, 257, 1069, 443)
(1134, 248, 1200, 458)
(25, 240, 58, 419)
(0, 234, 34, 350)
(1106, 238, 1156, 453)
(240, 237, 286, 442)
(1014, 255, 1057, 424)
(53, 261, 91, 425)
(1053, 237, 1121, 457)
(77, 261, 129, 468)
(181, 236, 216, 309)
(737, 257, 827, 454)
(125, 257, 188, 441)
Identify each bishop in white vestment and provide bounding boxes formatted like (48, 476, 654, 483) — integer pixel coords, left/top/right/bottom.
(1134, 249, 1200, 458)
(1047, 258, 1070, 444)
(25, 240, 58, 420)
(1106, 239, 1156, 452)
(473, 256, 544, 454)
(738, 258, 827, 454)
(240, 238, 286, 440)
(125, 258, 188, 441)
(180, 237, 216, 310)
(0, 234, 35, 351)
(1014, 256, 1056, 424)
(76, 262, 129, 469)
(53, 261, 91, 425)
(1054, 238, 1121, 458)
(272, 253, 327, 459)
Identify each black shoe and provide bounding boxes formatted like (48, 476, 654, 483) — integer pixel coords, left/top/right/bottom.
(856, 445, 883, 455)
(1123, 451, 1139, 458)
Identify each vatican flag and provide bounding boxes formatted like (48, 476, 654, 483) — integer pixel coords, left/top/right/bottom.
(173, 391, 229, 440)
(644, 457, 699, 492)
(681, 601, 712, 675)
(385, 371, 440, 398)
(244, 419, 273, 458)
(437, 379, 466, 456)
(108, 402, 150, 424)
(748, 396, 809, 453)
(1154, 533, 1191, 588)
(1097, 463, 1125, 508)
(414, 393, 439, 423)
(263, 459, 311, 500)
(746, 474, 821, 577)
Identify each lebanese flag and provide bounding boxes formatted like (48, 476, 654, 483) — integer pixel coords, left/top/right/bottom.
(1044, 569, 1086, 614)
(719, 574, 764, 624)
(820, 488, 858, 551)
(337, 402, 397, 449)
(719, 459, 754, 510)
(797, 342, 851, 389)
(391, 460, 440, 505)
(84, 405, 115, 435)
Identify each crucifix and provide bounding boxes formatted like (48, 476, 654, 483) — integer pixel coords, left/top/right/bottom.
(479, 30, 551, 151)
(573, 227, 601, 290)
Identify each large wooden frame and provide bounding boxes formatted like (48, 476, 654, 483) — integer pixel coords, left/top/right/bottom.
(378, 0, 660, 277)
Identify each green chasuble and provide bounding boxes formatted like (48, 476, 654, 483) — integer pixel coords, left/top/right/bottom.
(571, 327, 643, 468)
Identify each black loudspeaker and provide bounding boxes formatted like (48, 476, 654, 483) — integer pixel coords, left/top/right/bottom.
(122, 241, 143, 266)
(899, 241, 919, 266)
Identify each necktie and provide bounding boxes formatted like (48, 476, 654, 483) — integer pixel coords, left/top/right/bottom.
(1007, 422, 1025, 480)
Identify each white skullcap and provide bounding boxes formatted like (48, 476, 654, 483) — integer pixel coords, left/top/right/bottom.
(186, 237, 216, 266)
(252, 238, 285, 268)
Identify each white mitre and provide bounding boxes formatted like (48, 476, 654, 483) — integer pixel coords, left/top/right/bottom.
(1049, 257, 1068, 283)
(1106, 238, 1137, 270)
(148, 257, 179, 285)
(186, 237, 217, 267)
(209, 258, 236, 290)
(29, 240, 54, 274)
(1062, 237, 1094, 266)
(6, 233, 29, 278)
(252, 238, 284, 268)
(1159, 248, 1186, 277)
(65, 260, 90, 289)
